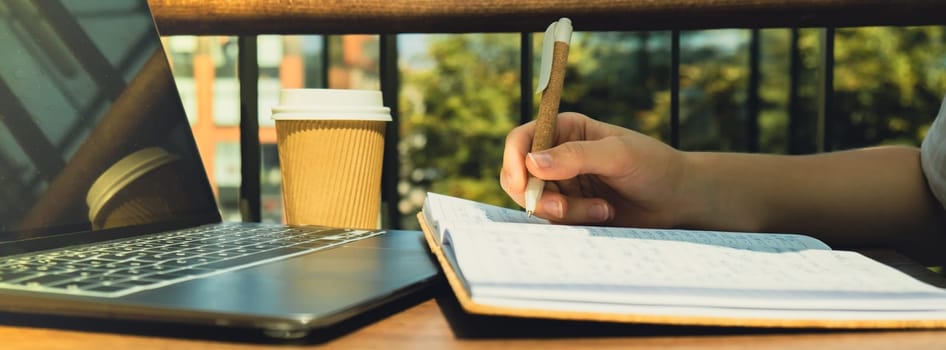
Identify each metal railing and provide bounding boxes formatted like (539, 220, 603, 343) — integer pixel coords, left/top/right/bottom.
(148, 0, 946, 228)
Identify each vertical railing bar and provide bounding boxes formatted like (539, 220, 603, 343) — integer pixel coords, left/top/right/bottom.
(379, 34, 402, 229)
(520, 32, 534, 125)
(787, 28, 802, 154)
(818, 27, 835, 152)
(670, 30, 681, 148)
(747, 29, 761, 153)
(237, 36, 261, 222)
(321, 35, 331, 88)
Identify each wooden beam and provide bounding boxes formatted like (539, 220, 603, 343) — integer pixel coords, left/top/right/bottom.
(149, 0, 946, 36)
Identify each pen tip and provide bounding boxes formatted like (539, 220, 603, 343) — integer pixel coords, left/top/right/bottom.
(526, 210, 534, 217)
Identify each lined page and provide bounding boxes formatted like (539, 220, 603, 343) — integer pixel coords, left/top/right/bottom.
(444, 223, 946, 311)
(425, 192, 828, 251)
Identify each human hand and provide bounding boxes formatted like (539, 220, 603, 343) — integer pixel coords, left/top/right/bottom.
(500, 112, 690, 228)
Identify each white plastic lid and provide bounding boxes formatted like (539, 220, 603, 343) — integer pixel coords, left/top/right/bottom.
(86, 147, 179, 223)
(271, 89, 392, 121)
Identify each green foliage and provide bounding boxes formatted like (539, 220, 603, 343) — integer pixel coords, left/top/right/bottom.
(398, 34, 522, 225)
(832, 27, 946, 148)
(560, 32, 669, 135)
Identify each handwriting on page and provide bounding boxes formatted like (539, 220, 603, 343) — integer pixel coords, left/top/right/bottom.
(427, 193, 946, 312)
(588, 226, 830, 251)
(447, 224, 938, 296)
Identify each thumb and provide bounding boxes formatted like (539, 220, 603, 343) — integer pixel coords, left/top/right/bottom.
(526, 138, 627, 181)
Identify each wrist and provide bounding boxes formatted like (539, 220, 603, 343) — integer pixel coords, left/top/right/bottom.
(672, 151, 709, 229)
(673, 151, 753, 231)
(674, 151, 770, 232)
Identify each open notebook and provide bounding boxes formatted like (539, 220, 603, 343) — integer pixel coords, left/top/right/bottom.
(418, 192, 946, 328)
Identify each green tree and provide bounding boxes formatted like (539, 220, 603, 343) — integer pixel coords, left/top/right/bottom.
(560, 31, 669, 138)
(398, 34, 522, 227)
(833, 26, 946, 149)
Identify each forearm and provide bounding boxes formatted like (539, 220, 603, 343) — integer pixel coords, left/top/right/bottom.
(680, 146, 946, 262)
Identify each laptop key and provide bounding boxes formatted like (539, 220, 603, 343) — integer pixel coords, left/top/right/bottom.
(158, 258, 200, 269)
(130, 264, 177, 275)
(95, 253, 137, 261)
(163, 250, 205, 259)
(108, 268, 154, 279)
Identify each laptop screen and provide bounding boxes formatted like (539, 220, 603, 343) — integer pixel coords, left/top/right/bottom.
(0, 0, 220, 242)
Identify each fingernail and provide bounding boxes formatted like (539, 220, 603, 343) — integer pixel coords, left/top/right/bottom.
(528, 152, 553, 168)
(499, 171, 510, 191)
(543, 199, 563, 219)
(588, 203, 611, 222)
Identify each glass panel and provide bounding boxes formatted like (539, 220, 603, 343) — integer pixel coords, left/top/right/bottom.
(0, 1, 218, 239)
(165, 35, 241, 221)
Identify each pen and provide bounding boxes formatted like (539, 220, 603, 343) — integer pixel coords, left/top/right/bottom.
(525, 18, 572, 216)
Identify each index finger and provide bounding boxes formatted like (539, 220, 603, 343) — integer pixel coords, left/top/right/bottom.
(500, 121, 536, 207)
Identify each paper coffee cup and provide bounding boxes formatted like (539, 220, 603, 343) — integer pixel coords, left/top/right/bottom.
(272, 89, 391, 229)
(87, 147, 184, 230)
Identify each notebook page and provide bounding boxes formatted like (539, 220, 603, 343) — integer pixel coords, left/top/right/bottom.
(443, 223, 946, 311)
(425, 192, 548, 224)
(423, 192, 548, 242)
(425, 192, 828, 251)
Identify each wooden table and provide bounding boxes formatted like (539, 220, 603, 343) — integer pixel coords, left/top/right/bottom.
(3, 250, 946, 349)
(4, 297, 946, 350)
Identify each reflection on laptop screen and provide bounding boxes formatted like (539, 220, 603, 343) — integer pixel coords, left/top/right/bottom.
(0, 0, 219, 241)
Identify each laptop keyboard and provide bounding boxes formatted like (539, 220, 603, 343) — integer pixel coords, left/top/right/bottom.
(0, 223, 383, 298)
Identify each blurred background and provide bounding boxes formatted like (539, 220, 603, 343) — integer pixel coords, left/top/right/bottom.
(161, 27, 946, 229)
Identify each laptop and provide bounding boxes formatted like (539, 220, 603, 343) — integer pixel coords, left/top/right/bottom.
(0, 0, 438, 339)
